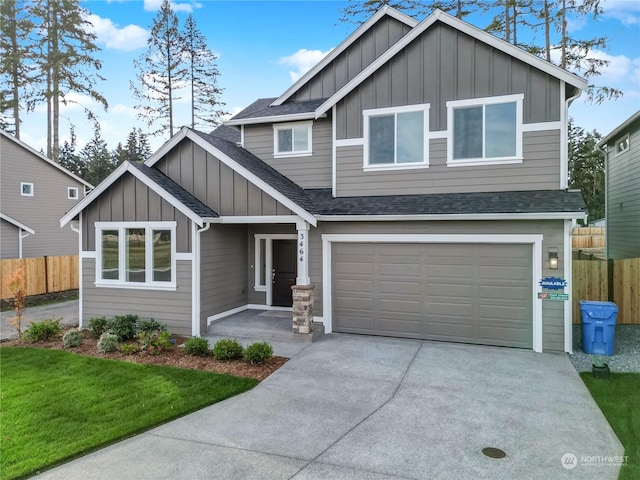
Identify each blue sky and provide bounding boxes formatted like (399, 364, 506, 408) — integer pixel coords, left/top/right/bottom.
(18, 0, 640, 153)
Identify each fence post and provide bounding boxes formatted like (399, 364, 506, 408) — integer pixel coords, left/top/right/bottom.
(43, 256, 49, 294)
(607, 258, 614, 302)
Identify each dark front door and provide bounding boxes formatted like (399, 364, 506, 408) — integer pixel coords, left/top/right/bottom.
(272, 239, 296, 307)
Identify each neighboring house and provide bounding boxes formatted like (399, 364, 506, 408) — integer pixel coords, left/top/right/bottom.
(61, 7, 587, 353)
(597, 110, 640, 260)
(1, 130, 93, 259)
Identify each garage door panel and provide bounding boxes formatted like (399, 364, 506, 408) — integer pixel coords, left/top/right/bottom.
(376, 319, 422, 336)
(427, 301, 474, 317)
(379, 280, 421, 295)
(335, 262, 373, 275)
(334, 279, 374, 293)
(425, 282, 474, 297)
(379, 298, 421, 314)
(425, 264, 474, 278)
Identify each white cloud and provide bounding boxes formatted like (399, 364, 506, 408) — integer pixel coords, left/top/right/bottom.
(85, 14, 148, 52)
(278, 48, 332, 83)
(111, 104, 138, 116)
(603, 0, 640, 25)
(143, 0, 202, 14)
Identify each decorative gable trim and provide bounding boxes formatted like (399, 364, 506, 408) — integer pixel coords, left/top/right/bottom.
(0, 212, 35, 235)
(315, 9, 588, 118)
(271, 5, 418, 107)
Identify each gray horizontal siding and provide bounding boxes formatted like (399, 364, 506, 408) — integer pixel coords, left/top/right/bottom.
(82, 258, 193, 336)
(336, 22, 561, 139)
(336, 130, 561, 196)
(243, 119, 332, 189)
(155, 140, 294, 216)
(0, 220, 19, 258)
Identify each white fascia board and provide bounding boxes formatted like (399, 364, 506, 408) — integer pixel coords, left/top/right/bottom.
(0, 212, 35, 235)
(316, 212, 588, 222)
(596, 110, 640, 148)
(225, 112, 316, 127)
(180, 130, 317, 227)
(144, 127, 190, 167)
(272, 5, 418, 107)
(214, 215, 302, 224)
(0, 130, 94, 189)
(316, 9, 588, 117)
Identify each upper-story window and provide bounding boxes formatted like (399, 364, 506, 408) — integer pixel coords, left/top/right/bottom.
(363, 104, 429, 170)
(447, 94, 523, 167)
(21, 182, 34, 196)
(68, 187, 79, 199)
(615, 134, 629, 156)
(273, 122, 312, 157)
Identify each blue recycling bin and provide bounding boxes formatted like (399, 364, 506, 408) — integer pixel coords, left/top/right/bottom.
(579, 300, 618, 356)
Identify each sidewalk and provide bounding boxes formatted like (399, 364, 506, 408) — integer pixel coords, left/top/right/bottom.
(0, 300, 79, 340)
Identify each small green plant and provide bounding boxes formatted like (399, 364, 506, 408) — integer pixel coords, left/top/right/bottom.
(88, 317, 108, 338)
(62, 329, 84, 348)
(23, 319, 62, 343)
(119, 343, 139, 355)
(106, 314, 139, 341)
(212, 338, 244, 360)
(6, 268, 27, 339)
(138, 331, 173, 355)
(183, 337, 210, 357)
(97, 332, 118, 353)
(137, 318, 168, 335)
(243, 342, 273, 364)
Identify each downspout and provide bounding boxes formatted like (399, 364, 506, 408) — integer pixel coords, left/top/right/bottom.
(19, 230, 31, 259)
(69, 220, 82, 327)
(193, 222, 211, 337)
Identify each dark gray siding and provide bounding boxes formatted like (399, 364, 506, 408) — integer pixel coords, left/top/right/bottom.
(607, 122, 640, 259)
(0, 134, 86, 258)
(82, 258, 193, 336)
(336, 130, 561, 196)
(154, 140, 294, 215)
(291, 15, 413, 102)
(308, 219, 566, 352)
(243, 119, 332, 189)
(335, 22, 561, 139)
(199, 225, 248, 332)
(82, 173, 192, 252)
(0, 220, 19, 258)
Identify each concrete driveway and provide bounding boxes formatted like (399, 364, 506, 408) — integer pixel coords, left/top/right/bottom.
(0, 300, 79, 341)
(35, 335, 623, 480)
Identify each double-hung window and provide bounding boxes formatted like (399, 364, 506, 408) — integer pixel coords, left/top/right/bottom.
(615, 135, 629, 156)
(96, 222, 176, 289)
(447, 94, 523, 166)
(364, 104, 429, 170)
(273, 122, 312, 157)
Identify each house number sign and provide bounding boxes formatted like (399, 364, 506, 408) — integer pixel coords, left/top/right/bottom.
(298, 232, 305, 263)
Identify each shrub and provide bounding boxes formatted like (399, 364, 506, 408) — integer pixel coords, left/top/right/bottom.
(106, 314, 139, 341)
(62, 329, 84, 348)
(23, 319, 62, 343)
(212, 338, 244, 361)
(88, 317, 108, 338)
(119, 343, 139, 355)
(5, 268, 26, 338)
(97, 332, 118, 353)
(137, 318, 168, 335)
(138, 331, 173, 355)
(243, 342, 273, 364)
(183, 337, 210, 357)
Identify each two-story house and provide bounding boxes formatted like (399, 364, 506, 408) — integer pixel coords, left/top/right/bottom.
(1, 130, 93, 259)
(61, 7, 587, 353)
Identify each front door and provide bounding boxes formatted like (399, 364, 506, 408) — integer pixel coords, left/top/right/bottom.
(272, 239, 296, 307)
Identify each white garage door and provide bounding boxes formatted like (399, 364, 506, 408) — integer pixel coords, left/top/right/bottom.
(332, 243, 533, 348)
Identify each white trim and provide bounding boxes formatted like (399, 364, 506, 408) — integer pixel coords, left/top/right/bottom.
(322, 233, 544, 352)
(253, 234, 298, 305)
(427, 131, 448, 139)
(80, 251, 96, 259)
(226, 112, 316, 126)
(564, 219, 573, 354)
(296, 222, 310, 285)
(67, 187, 79, 200)
(240, 125, 245, 148)
(207, 305, 249, 326)
(316, 212, 588, 222)
(522, 121, 562, 132)
(193, 222, 210, 336)
(78, 212, 83, 327)
(247, 304, 292, 312)
(315, 9, 587, 117)
(93, 282, 177, 291)
(176, 252, 194, 261)
(273, 121, 313, 157)
(272, 5, 418, 106)
(560, 82, 568, 189)
(0, 213, 35, 235)
(20, 182, 34, 197)
(614, 134, 630, 156)
(335, 138, 365, 147)
(215, 215, 302, 224)
(332, 105, 337, 197)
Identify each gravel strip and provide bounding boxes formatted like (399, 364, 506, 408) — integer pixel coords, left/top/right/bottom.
(569, 324, 640, 373)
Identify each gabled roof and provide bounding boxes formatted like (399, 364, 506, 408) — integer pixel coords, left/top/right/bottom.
(225, 98, 327, 125)
(60, 161, 218, 228)
(597, 109, 640, 148)
(271, 5, 418, 107)
(209, 124, 241, 144)
(0, 212, 35, 234)
(315, 9, 588, 117)
(0, 130, 94, 189)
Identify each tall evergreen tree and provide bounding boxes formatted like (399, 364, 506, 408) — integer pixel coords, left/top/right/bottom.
(182, 14, 226, 130)
(81, 124, 116, 185)
(131, 0, 186, 138)
(568, 119, 604, 223)
(340, 0, 481, 22)
(58, 125, 87, 179)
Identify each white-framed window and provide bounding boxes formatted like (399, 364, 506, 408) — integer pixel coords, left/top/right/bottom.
(273, 121, 312, 157)
(95, 222, 177, 290)
(21, 182, 34, 196)
(447, 94, 524, 167)
(615, 134, 629, 156)
(68, 187, 79, 199)
(363, 104, 430, 170)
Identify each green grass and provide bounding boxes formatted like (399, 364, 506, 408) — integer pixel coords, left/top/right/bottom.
(580, 373, 640, 480)
(0, 347, 258, 480)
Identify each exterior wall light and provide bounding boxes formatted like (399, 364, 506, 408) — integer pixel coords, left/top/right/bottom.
(549, 251, 559, 270)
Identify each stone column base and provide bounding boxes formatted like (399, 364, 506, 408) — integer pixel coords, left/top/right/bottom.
(291, 284, 314, 334)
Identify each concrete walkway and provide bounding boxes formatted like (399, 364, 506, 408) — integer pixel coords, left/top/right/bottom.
(0, 300, 78, 340)
(34, 334, 622, 480)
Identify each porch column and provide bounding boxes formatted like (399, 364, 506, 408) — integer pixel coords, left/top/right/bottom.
(295, 220, 310, 285)
(293, 220, 313, 334)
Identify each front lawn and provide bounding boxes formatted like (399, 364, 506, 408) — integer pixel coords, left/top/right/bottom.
(581, 373, 640, 480)
(0, 347, 258, 480)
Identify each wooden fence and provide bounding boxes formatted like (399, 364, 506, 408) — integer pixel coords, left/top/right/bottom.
(572, 257, 640, 324)
(1, 255, 79, 300)
(572, 227, 605, 248)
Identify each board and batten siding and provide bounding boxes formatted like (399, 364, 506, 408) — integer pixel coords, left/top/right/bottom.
(308, 219, 566, 352)
(290, 15, 413, 102)
(606, 122, 640, 259)
(199, 225, 248, 332)
(82, 258, 193, 336)
(336, 130, 560, 196)
(0, 220, 20, 258)
(82, 173, 192, 253)
(335, 22, 561, 140)
(243, 119, 332, 189)
(154, 140, 295, 215)
(0, 134, 86, 258)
